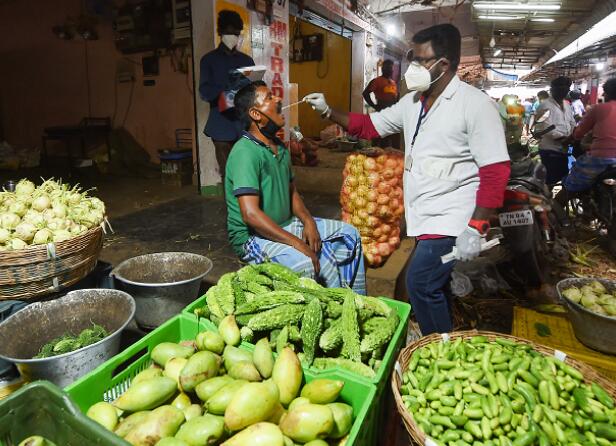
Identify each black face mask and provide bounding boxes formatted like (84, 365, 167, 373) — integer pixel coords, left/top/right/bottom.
(253, 109, 282, 140)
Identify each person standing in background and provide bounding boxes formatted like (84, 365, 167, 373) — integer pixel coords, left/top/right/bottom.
(535, 76, 576, 187)
(522, 97, 534, 135)
(363, 60, 399, 111)
(569, 90, 586, 122)
(529, 90, 549, 132)
(199, 10, 255, 181)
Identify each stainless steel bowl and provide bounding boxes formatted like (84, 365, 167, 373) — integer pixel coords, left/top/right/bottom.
(556, 277, 616, 355)
(0, 289, 135, 388)
(111, 252, 213, 329)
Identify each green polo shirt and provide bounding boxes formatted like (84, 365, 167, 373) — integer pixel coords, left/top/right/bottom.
(225, 133, 294, 256)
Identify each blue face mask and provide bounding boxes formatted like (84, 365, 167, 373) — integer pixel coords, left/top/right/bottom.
(253, 110, 282, 140)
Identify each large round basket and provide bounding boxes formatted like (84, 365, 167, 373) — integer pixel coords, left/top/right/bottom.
(391, 330, 616, 446)
(0, 226, 103, 301)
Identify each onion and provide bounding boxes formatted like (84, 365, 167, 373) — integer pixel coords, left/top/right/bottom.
(367, 216, 380, 228)
(345, 175, 359, 188)
(382, 168, 395, 180)
(33, 228, 52, 244)
(358, 209, 369, 220)
(389, 236, 401, 248)
(32, 194, 51, 211)
(0, 228, 9, 243)
(381, 224, 392, 234)
(373, 227, 383, 238)
(366, 202, 377, 214)
(377, 194, 390, 205)
(395, 166, 404, 177)
(377, 242, 391, 256)
(387, 177, 399, 187)
(376, 155, 388, 165)
(377, 182, 391, 195)
(378, 205, 391, 219)
(391, 187, 403, 200)
(357, 185, 369, 197)
(349, 191, 358, 203)
(367, 190, 379, 203)
(367, 172, 380, 187)
(364, 157, 377, 171)
(14, 222, 36, 241)
(378, 234, 388, 243)
(349, 164, 363, 176)
(15, 179, 35, 196)
(1, 213, 21, 229)
(351, 215, 363, 228)
(9, 238, 27, 250)
(390, 198, 400, 210)
(385, 158, 398, 169)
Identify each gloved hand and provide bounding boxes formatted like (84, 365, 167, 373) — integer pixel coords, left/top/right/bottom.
(455, 226, 483, 261)
(303, 93, 329, 115)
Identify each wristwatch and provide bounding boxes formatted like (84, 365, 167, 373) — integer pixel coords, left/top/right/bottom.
(468, 219, 490, 236)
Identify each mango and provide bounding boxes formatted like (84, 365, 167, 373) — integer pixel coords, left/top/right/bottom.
(87, 401, 118, 431)
(175, 414, 225, 445)
(154, 438, 189, 446)
(18, 436, 57, 446)
(179, 351, 221, 393)
(151, 342, 194, 367)
(223, 346, 252, 371)
(300, 379, 344, 404)
(327, 403, 353, 439)
(124, 405, 185, 446)
(228, 361, 262, 382)
(179, 340, 197, 350)
(171, 393, 191, 411)
(132, 367, 163, 386)
(115, 411, 151, 438)
(282, 436, 294, 446)
(305, 441, 329, 446)
(183, 404, 203, 421)
(195, 375, 234, 402)
(196, 331, 225, 354)
(268, 402, 286, 424)
(206, 380, 247, 415)
(272, 347, 302, 405)
(113, 377, 177, 412)
(165, 357, 189, 385)
(279, 403, 334, 443)
(253, 338, 274, 379)
(225, 380, 279, 431)
(219, 315, 241, 346)
(288, 397, 310, 412)
(221, 422, 284, 446)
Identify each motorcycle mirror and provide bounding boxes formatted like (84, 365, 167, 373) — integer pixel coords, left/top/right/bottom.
(536, 110, 550, 123)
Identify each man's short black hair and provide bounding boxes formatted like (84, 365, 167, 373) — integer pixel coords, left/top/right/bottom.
(551, 76, 571, 89)
(234, 81, 267, 130)
(412, 24, 461, 71)
(604, 78, 616, 101)
(569, 90, 581, 100)
(537, 90, 549, 100)
(218, 10, 244, 32)
(383, 59, 394, 68)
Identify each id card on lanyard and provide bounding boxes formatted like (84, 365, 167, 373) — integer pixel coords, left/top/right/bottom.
(405, 97, 428, 173)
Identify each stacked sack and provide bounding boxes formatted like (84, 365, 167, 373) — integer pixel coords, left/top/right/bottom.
(340, 149, 404, 266)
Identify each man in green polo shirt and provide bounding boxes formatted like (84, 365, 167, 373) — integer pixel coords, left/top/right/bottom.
(224, 81, 366, 294)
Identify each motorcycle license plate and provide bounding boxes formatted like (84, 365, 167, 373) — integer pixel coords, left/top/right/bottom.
(499, 209, 534, 227)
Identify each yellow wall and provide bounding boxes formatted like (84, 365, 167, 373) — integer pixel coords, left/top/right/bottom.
(289, 18, 351, 138)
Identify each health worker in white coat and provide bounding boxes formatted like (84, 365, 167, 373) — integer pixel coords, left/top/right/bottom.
(304, 24, 511, 335)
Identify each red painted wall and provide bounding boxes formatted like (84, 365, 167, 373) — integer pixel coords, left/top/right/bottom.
(0, 0, 195, 163)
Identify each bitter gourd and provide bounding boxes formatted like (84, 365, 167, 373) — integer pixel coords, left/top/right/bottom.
(246, 303, 306, 331)
(241, 281, 271, 295)
(298, 276, 321, 290)
(240, 326, 254, 343)
(235, 291, 305, 315)
(235, 313, 255, 326)
(360, 313, 399, 354)
(300, 298, 323, 366)
(354, 294, 392, 318)
(325, 301, 343, 318)
(288, 325, 301, 342)
(236, 265, 273, 286)
(340, 292, 361, 362)
(232, 275, 247, 308)
(319, 318, 343, 353)
(217, 272, 236, 315)
(312, 357, 376, 379)
(276, 325, 289, 354)
(362, 316, 388, 334)
(205, 286, 225, 320)
(255, 262, 300, 285)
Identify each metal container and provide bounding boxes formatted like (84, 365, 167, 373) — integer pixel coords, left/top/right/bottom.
(556, 277, 616, 355)
(111, 252, 212, 329)
(0, 289, 135, 388)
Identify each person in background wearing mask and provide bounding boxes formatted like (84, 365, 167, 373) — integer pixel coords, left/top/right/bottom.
(529, 90, 549, 132)
(304, 24, 510, 335)
(535, 76, 577, 187)
(199, 10, 255, 181)
(362, 59, 400, 148)
(224, 81, 366, 294)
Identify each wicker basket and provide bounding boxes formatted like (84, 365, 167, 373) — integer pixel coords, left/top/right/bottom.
(0, 226, 103, 301)
(391, 330, 616, 446)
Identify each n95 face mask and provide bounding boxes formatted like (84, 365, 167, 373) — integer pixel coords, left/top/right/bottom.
(221, 34, 240, 50)
(404, 58, 445, 92)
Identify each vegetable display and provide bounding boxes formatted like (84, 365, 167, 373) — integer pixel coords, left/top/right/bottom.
(18, 436, 57, 446)
(193, 263, 400, 377)
(34, 323, 109, 358)
(561, 281, 616, 317)
(85, 324, 355, 446)
(340, 150, 404, 267)
(399, 336, 616, 446)
(0, 179, 106, 251)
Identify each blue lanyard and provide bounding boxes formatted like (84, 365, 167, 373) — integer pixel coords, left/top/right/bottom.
(411, 97, 428, 147)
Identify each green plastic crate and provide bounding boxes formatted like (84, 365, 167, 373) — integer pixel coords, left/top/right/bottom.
(184, 295, 411, 446)
(0, 381, 129, 446)
(66, 314, 377, 446)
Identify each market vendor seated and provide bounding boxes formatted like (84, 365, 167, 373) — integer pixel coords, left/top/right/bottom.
(225, 81, 366, 294)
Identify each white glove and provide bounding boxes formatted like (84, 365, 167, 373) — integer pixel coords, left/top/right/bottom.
(455, 227, 483, 261)
(303, 93, 329, 115)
